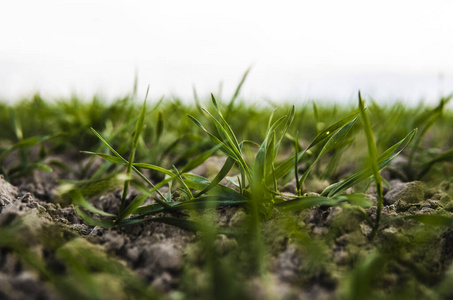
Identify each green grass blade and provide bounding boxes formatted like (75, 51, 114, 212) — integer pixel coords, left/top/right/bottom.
(418, 149, 453, 179)
(117, 194, 148, 222)
(65, 188, 116, 217)
(74, 206, 115, 228)
(191, 157, 236, 197)
(130, 178, 173, 208)
(192, 85, 204, 114)
(358, 91, 383, 239)
(184, 172, 246, 200)
(409, 95, 452, 169)
(187, 114, 236, 158)
(308, 110, 360, 148)
(322, 128, 417, 197)
(121, 92, 148, 210)
(88, 128, 171, 206)
(134, 202, 181, 216)
(294, 131, 301, 195)
(225, 67, 251, 117)
(81, 151, 124, 165)
(202, 106, 243, 161)
(90, 128, 125, 160)
(275, 105, 295, 153)
(155, 110, 164, 144)
(298, 116, 357, 187)
(118, 217, 235, 235)
(209, 94, 243, 155)
(269, 111, 360, 186)
(172, 165, 193, 200)
(0, 136, 52, 163)
(180, 144, 223, 173)
(275, 196, 342, 211)
(132, 90, 148, 149)
(133, 162, 176, 178)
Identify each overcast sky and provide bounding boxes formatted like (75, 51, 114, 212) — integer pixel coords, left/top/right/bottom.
(1, 0, 453, 104)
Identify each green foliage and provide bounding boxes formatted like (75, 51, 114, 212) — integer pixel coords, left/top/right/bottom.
(3, 81, 453, 299)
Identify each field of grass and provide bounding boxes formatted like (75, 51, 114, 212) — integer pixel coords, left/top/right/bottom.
(1, 79, 453, 299)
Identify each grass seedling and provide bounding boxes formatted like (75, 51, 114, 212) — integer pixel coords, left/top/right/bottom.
(120, 88, 148, 213)
(358, 92, 384, 240)
(0, 109, 54, 181)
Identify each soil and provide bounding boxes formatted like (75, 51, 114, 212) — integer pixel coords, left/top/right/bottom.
(1, 155, 453, 300)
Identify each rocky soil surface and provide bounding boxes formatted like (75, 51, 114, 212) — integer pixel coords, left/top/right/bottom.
(1, 161, 453, 299)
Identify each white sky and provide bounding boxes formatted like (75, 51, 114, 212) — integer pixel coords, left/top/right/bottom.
(1, 0, 453, 104)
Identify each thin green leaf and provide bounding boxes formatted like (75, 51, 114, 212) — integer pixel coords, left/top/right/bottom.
(358, 92, 383, 239)
(118, 194, 148, 222)
(0, 136, 52, 163)
(269, 111, 360, 186)
(74, 206, 115, 228)
(81, 151, 124, 165)
(275, 105, 295, 153)
(187, 114, 236, 158)
(418, 149, 453, 179)
(298, 117, 357, 187)
(172, 165, 193, 200)
(275, 196, 342, 211)
(66, 188, 116, 217)
(155, 110, 164, 144)
(133, 163, 175, 178)
(226, 67, 251, 117)
(180, 144, 223, 173)
(322, 128, 417, 197)
(134, 202, 181, 216)
(202, 107, 243, 162)
(133, 98, 147, 149)
(190, 157, 236, 197)
(118, 217, 235, 235)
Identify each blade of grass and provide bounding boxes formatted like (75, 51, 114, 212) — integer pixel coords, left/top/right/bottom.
(172, 165, 193, 200)
(358, 92, 383, 240)
(118, 217, 236, 235)
(180, 143, 223, 173)
(88, 128, 171, 208)
(225, 67, 251, 118)
(417, 149, 453, 179)
(121, 88, 149, 212)
(322, 128, 417, 197)
(74, 206, 115, 228)
(184, 172, 246, 200)
(268, 111, 360, 186)
(298, 116, 357, 188)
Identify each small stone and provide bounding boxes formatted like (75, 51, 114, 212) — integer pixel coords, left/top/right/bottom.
(0, 210, 18, 226)
(151, 272, 175, 293)
(303, 178, 330, 194)
(144, 243, 182, 272)
(90, 226, 105, 237)
(333, 248, 350, 265)
(125, 246, 141, 263)
(229, 208, 247, 228)
(384, 181, 424, 206)
(382, 226, 398, 238)
(282, 178, 297, 194)
(418, 207, 434, 215)
(215, 234, 238, 256)
(360, 223, 372, 236)
(272, 245, 302, 281)
(0, 176, 18, 202)
(104, 232, 126, 252)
